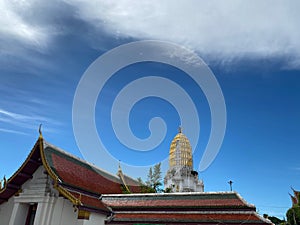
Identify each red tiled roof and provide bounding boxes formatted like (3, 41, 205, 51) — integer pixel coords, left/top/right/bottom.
(112, 212, 267, 224)
(68, 190, 109, 214)
(102, 193, 272, 224)
(0, 137, 140, 215)
(45, 145, 129, 194)
(102, 192, 254, 209)
(42, 140, 141, 213)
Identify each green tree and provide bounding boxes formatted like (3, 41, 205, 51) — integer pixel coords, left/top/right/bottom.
(152, 163, 162, 192)
(137, 177, 155, 193)
(268, 216, 286, 225)
(136, 163, 163, 193)
(145, 163, 163, 193)
(286, 206, 300, 225)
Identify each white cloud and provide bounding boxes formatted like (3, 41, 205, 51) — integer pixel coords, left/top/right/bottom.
(0, 0, 49, 48)
(1, 0, 300, 68)
(65, 0, 300, 67)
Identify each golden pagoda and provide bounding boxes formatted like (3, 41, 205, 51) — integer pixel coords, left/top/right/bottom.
(169, 127, 193, 169)
(164, 127, 204, 192)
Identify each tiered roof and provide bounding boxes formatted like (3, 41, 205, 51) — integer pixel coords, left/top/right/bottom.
(102, 192, 273, 224)
(0, 136, 140, 214)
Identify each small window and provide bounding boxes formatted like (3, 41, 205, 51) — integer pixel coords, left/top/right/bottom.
(25, 203, 37, 225)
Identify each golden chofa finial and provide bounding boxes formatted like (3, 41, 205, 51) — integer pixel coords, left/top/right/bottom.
(39, 124, 43, 138)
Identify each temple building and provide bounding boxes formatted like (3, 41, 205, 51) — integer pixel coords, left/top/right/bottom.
(0, 133, 272, 224)
(0, 134, 140, 225)
(164, 127, 204, 192)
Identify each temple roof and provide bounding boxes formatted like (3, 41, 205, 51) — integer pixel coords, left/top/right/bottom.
(102, 192, 272, 224)
(0, 136, 140, 214)
(102, 192, 255, 210)
(0, 136, 273, 224)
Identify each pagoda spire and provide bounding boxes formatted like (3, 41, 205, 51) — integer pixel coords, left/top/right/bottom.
(164, 128, 204, 192)
(178, 126, 182, 133)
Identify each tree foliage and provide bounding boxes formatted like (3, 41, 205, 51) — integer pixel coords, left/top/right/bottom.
(120, 184, 131, 194)
(138, 163, 163, 193)
(267, 216, 286, 225)
(286, 206, 300, 225)
(147, 163, 162, 193)
(137, 177, 155, 193)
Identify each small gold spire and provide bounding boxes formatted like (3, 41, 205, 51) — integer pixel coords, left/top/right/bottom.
(178, 126, 182, 133)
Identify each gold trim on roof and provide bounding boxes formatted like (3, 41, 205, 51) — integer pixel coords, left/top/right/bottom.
(117, 163, 131, 193)
(38, 136, 81, 206)
(78, 209, 91, 220)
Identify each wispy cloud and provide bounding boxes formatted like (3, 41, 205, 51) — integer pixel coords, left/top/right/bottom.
(0, 0, 75, 74)
(0, 128, 28, 136)
(0, 0, 58, 59)
(0, 108, 61, 135)
(64, 0, 300, 68)
(0, 1, 47, 48)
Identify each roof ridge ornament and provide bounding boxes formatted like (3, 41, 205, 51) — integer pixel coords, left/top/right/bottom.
(117, 161, 131, 193)
(228, 180, 233, 191)
(0, 176, 5, 189)
(39, 124, 43, 138)
(118, 160, 122, 172)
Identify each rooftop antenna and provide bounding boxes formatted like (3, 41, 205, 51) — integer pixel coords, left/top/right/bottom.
(228, 180, 233, 191)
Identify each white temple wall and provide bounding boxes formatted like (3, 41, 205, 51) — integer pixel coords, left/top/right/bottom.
(0, 166, 107, 225)
(77, 213, 106, 225)
(0, 196, 14, 225)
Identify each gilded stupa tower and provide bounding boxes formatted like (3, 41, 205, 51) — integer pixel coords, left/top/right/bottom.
(164, 128, 204, 192)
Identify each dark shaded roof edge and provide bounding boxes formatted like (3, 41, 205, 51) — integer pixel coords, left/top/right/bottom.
(0, 136, 112, 215)
(0, 138, 41, 202)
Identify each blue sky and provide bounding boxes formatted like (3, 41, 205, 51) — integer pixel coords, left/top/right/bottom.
(1, 0, 300, 219)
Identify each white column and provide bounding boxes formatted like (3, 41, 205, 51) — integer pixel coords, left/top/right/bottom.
(8, 202, 28, 225)
(50, 197, 64, 225)
(33, 196, 56, 225)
